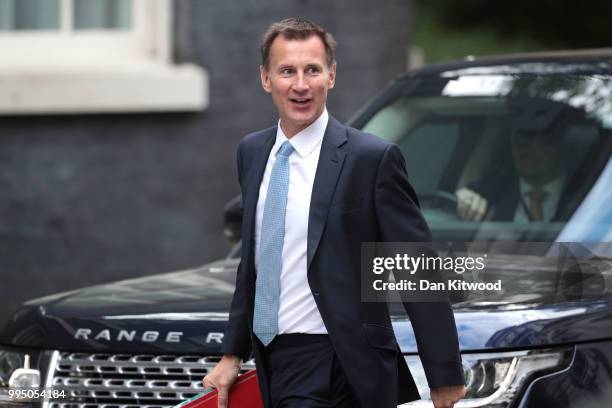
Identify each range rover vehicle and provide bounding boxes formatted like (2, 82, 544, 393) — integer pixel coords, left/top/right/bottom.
(2, 50, 612, 408)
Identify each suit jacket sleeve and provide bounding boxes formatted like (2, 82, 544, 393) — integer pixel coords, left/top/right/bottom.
(221, 142, 252, 361)
(374, 143, 465, 388)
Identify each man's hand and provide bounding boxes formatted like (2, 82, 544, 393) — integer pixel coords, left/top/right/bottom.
(456, 187, 488, 221)
(202, 354, 241, 408)
(430, 385, 466, 408)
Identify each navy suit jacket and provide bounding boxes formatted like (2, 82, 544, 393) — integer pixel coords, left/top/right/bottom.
(222, 116, 464, 408)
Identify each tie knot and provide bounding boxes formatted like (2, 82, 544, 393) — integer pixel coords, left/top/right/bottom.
(528, 188, 547, 203)
(277, 141, 295, 157)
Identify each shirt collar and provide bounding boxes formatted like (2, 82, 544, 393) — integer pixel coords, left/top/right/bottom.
(519, 176, 566, 198)
(273, 108, 328, 158)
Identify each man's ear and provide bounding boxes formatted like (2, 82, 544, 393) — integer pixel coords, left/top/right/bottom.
(328, 63, 337, 90)
(260, 65, 272, 93)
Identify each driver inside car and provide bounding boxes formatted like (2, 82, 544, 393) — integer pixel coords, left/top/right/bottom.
(455, 126, 568, 222)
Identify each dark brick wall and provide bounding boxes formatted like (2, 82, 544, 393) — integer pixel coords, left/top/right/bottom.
(0, 0, 412, 324)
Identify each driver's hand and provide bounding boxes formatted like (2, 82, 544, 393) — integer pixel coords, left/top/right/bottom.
(202, 354, 241, 408)
(456, 188, 488, 221)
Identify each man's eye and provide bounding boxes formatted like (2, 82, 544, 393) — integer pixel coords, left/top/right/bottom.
(280, 68, 294, 75)
(306, 67, 320, 74)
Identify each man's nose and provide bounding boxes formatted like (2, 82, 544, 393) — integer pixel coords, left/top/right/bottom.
(292, 73, 309, 92)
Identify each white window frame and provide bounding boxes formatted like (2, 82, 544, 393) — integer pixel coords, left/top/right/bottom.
(0, 0, 207, 114)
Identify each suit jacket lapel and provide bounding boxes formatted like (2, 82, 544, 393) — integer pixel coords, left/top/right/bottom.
(307, 117, 347, 269)
(242, 129, 276, 273)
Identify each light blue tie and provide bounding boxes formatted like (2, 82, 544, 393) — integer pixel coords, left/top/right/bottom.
(253, 140, 295, 346)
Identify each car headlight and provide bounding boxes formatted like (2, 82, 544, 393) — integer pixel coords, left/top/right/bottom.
(400, 348, 572, 407)
(0, 347, 42, 405)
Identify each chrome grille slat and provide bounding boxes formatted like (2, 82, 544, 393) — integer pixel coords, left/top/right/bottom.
(49, 352, 255, 408)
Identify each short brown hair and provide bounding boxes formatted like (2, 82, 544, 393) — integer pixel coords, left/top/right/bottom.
(261, 17, 337, 70)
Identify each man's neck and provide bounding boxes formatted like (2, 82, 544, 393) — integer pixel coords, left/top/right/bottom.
(523, 172, 562, 189)
(280, 122, 309, 139)
(279, 109, 326, 138)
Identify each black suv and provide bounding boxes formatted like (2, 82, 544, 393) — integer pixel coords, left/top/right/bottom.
(2, 50, 612, 408)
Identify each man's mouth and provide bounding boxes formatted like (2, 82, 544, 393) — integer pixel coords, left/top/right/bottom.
(289, 97, 311, 105)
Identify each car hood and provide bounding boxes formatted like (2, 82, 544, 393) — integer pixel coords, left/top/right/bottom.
(2, 258, 611, 354)
(0, 260, 239, 354)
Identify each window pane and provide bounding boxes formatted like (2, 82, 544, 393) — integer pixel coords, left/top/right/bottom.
(0, 0, 60, 30)
(73, 0, 131, 30)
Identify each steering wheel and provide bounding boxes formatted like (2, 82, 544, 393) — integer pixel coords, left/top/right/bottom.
(419, 190, 458, 213)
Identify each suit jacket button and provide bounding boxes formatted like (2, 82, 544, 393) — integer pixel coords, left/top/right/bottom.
(313, 292, 320, 296)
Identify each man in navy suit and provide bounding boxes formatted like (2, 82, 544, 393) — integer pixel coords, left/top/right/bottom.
(204, 18, 465, 408)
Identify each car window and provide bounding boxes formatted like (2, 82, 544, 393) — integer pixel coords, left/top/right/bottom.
(361, 74, 612, 242)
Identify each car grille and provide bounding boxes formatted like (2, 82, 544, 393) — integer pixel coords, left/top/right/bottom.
(47, 352, 256, 408)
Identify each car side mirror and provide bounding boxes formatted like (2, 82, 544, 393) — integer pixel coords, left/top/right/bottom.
(224, 195, 243, 245)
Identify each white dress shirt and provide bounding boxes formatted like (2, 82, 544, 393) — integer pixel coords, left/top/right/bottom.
(254, 108, 329, 334)
(514, 176, 565, 222)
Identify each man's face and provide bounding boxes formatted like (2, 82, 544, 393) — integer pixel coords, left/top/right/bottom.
(511, 131, 563, 185)
(260, 35, 336, 137)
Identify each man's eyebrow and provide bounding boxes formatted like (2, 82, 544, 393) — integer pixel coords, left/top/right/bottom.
(278, 64, 295, 70)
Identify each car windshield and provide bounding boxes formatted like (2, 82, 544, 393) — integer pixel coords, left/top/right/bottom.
(359, 72, 612, 243)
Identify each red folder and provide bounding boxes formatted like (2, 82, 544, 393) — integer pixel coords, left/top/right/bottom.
(173, 369, 264, 408)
